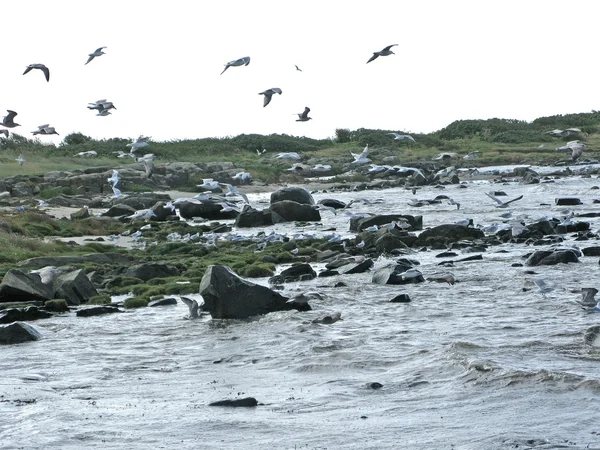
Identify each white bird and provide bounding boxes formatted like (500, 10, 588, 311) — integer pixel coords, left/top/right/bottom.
(259, 88, 282, 107)
(556, 140, 586, 161)
(23, 63, 50, 82)
(16, 153, 25, 166)
(220, 183, 249, 203)
(30, 266, 62, 284)
(545, 128, 582, 137)
(532, 278, 554, 298)
(368, 164, 392, 173)
(85, 47, 107, 65)
(350, 144, 371, 165)
(88, 99, 116, 114)
(220, 56, 250, 75)
(111, 186, 128, 199)
(197, 178, 219, 191)
(366, 44, 398, 64)
(107, 170, 119, 187)
(126, 209, 156, 221)
(181, 297, 204, 319)
(296, 107, 312, 122)
(256, 149, 266, 156)
(218, 202, 240, 213)
(573, 288, 598, 307)
(485, 192, 524, 208)
(391, 166, 425, 179)
(126, 136, 149, 151)
(32, 124, 58, 135)
(312, 164, 331, 172)
(232, 172, 252, 183)
(388, 132, 415, 142)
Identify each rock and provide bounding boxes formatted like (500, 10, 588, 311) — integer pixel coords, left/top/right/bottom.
(390, 294, 411, 303)
(53, 270, 99, 306)
(151, 202, 176, 221)
(350, 214, 422, 232)
(0, 322, 43, 344)
(19, 252, 135, 268)
(317, 198, 347, 209)
(582, 246, 600, 257)
(372, 264, 423, 285)
(525, 250, 580, 266)
(76, 306, 121, 317)
(337, 258, 374, 275)
(269, 201, 321, 223)
(0, 306, 52, 324)
(177, 200, 238, 220)
(270, 187, 314, 205)
(148, 298, 178, 307)
(268, 263, 317, 284)
(102, 203, 137, 218)
(199, 265, 301, 319)
(121, 263, 180, 281)
(366, 382, 384, 389)
(234, 207, 273, 228)
(12, 182, 34, 197)
(70, 207, 90, 220)
(0, 269, 55, 303)
(584, 325, 600, 347)
(416, 224, 484, 246)
(209, 397, 258, 407)
(555, 198, 582, 206)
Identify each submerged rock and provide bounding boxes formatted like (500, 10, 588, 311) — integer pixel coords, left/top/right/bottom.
(0, 322, 43, 345)
(209, 397, 258, 407)
(270, 200, 321, 223)
(76, 306, 121, 317)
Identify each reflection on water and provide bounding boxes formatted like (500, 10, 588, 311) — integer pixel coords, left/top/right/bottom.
(2, 170, 600, 449)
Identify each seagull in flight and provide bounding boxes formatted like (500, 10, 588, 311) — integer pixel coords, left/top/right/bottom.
(259, 88, 282, 107)
(220, 56, 250, 75)
(1, 110, 20, 128)
(556, 140, 586, 162)
(85, 47, 107, 65)
(296, 107, 312, 122)
(32, 124, 59, 135)
(107, 170, 119, 187)
(367, 44, 398, 64)
(220, 183, 249, 203)
(30, 266, 62, 284)
(16, 153, 25, 166)
(126, 136, 149, 151)
(485, 192, 523, 208)
(388, 132, 415, 142)
(573, 288, 598, 307)
(181, 297, 204, 319)
(23, 63, 50, 82)
(295, 65, 303, 72)
(350, 144, 371, 165)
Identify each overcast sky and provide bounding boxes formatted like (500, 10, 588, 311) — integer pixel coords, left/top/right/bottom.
(2, 1, 599, 145)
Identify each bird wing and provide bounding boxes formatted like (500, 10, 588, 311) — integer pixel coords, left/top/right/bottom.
(23, 66, 34, 75)
(5, 110, 17, 121)
(144, 159, 154, 178)
(301, 107, 310, 118)
(41, 66, 50, 82)
(366, 53, 379, 64)
(262, 93, 273, 107)
(95, 47, 107, 52)
(382, 44, 398, 51)
(220, 64, 230, 75)
(85, 55, 95, 65)
(485, 192, 504, 205)
(505, 195, 524, 205)
(180, 297, 198, 316)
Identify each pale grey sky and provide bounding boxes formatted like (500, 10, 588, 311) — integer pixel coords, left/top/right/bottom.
(2, 0, 599, 144)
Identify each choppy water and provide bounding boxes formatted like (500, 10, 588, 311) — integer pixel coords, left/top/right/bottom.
(2, 169, 600, 449)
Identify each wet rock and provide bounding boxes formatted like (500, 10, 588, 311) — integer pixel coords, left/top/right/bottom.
(53, 270, 99, 306)
(317, 198, 347, 209)
(76, 306, 121, 317)
(350, 214, 422, 232)
(415, 224, 484, 246)
(209, 397, 258, 407)
(0, 322, 43, 344)
(148, 298, 178, 307)
(366, 382, 384, 389)
(337, 258, 374, 275)
(312, 311, 342, 324)
(0, 306, 52, 324)
(525, 249, 580, 266)
(270, 186, 314, 205)
(199, 265, 300, 319)
(177, 200, 238, 220)
(102, 203, 137, 218)
(390, 294, 411, 303)
(121, 263, 180, 282)
(234, 207, 273, 228)
(268, 263, 317, 284)
(555, 197, 582, 206)
(584, 325, 600, 347)
(372, 264, 424, 285)
(151, 202, 176, 221)
(269, 200, 321, 223)
(582, 246, 600, 257)
(0, 269, 55, 303)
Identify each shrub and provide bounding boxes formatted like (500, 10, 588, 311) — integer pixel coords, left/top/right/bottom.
(124, 297, 149, 309)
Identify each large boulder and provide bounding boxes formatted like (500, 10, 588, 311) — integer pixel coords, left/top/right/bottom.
(199, 265, 301, 319)
(53, 270, 99, 306)
(0, 322, 43, 345)
(525, 250, 580, 266)
(177, 200, 238, 220)
(270, 201, 321, 223)
(0, 306, 52, 324)
(270, 187, 314, 205)
(268, 263, 317, 284)
(0, 269, 55, 303)
(76, 306, 121, 317)
(122, 263, 180, 282)
(234, 207, 273, 228)
(415, 224, 484, 246)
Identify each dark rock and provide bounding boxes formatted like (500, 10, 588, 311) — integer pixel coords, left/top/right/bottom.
(555, 197, 582, 206)
(102, 203, 137, 218)
(0, 322, 43, 344)
(582, 247, 600, 257)
(350, 214, 422, 232)
(148, 298, 178, 307)
(19, 252, 135, 268)
(366, 382, 384, 389)
(54, 270, 99, 306)
(416, 224, 484, 246)
(178, 200, 238, 220)
(122, 263, 180, 281)
(199, 265, 301, 319)
(372, 264, 423, 285)
(76, 306, 121, 317)
(268, 263, 317, 284)
(390, 293, 411, 303)
(209, 397, 258, 407)
(269, 200, 321, 222)
(151, 202, 176, 221)
(270, 187, 314, 205)
(436, 251, 458, 258)
(337, 258, 374, 275)
(525, 250, 580, 266)
(317, 198, 347, 209)
(0, 306, 52, 324)
(234, 207, 273, 228)
(70, 207, 90, 220)
(318, 269, 339, 277)
(0, 269, 54, 303)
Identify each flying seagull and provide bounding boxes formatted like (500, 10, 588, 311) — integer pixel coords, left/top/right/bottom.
(181, 297, 204, 319)
(126, 136, 149, 151)
(545, 128, 582, 137)
(85, 47, 107, 65)
(350, 144, 371, 165)
(573, 288, 598, 307)
(1, 110, 20, 128)
(388, 132, 415, 142)
(259, 88, 282, 107)
(220, 56, 250, 75)
(296, 107, 312, 122)
(485, 192, 523, 208)
(295, 65, 303, 72)
(32, 124, 59, 135)
(88, 99, 116, 113)
(0, 129, 8, 138)
(30, 266, 62, 284)
(367, 44, 398, 64)
(16, 153, 25, 166)
(556, 140, 586, 162)
(23, 63, 50, 82)
(220, 183, 249, 203)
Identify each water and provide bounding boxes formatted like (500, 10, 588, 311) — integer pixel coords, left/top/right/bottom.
(2, 169, 600, 449)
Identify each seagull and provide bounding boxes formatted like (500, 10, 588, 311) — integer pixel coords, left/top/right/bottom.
(110, 186, 128, 199)
(220, 183, 249, 203)
(181, 297, 204, 319)
(1, 110, 20, 128)
(218, 202, 241, 213)
(232, 171, 252, 183)
(545, 128, 582, 137)
(107, 170, 119, 187)
(126, 136, 149, 151)
(296, 107, 312, 122)
(197, 178, 220, 191)
(485, 192, 523, 208)
(312, 311, 342, 324)
(286, 292, 323, 306)
(32, 124, 59, 135)
(256, 149, 266, 156)
(259, 88, 282, 107)
(350, 144, 371, 165)
(96, 110, 111, 116)
(295, 65, 303, 72)
(391, 166, 426, 179)
(532, 278, 554, 298)
(388, 132, 415, 142)
(573, 288, 598, 307)
(556, 140, 586, 162)
(142, 158, 154, 179)
(126, 209, 156, 221)
(0, 129, 8, 138)
(220, 56, 250, 75)
(23, 63, 50, 82)
(427, 273, 456, 285)
(85, 46, 107, 65)
(29, 266, 62, 284)
(16, 153, 25, 166)
(366, 44, 398, 64)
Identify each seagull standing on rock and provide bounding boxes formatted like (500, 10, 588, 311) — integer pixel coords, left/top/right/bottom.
(367, 44, 398, 64)
(23, 63, 50, 82)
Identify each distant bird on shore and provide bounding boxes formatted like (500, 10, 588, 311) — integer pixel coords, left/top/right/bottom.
(485, 192, 523, 208)
(296, 107, 312, 122)
(32, 124, 59, 135)
(350, 144, 371, 165)
(23, 63, 50, 82)
(85, 47, 107, 65)
(556, 140, 586, 161)
(1, 110, 20, 128)
(295, 65, 303, 72)
(126, 208, 156, 222)
(388, 132, 415, 142)
(367, 44, 398, 64)
(259, 88, 282, 107)
(220, 56, 250, 75)
(16, 153, 25, 166)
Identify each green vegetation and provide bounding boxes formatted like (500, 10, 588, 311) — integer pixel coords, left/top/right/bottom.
(124, 297, 149, 309)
